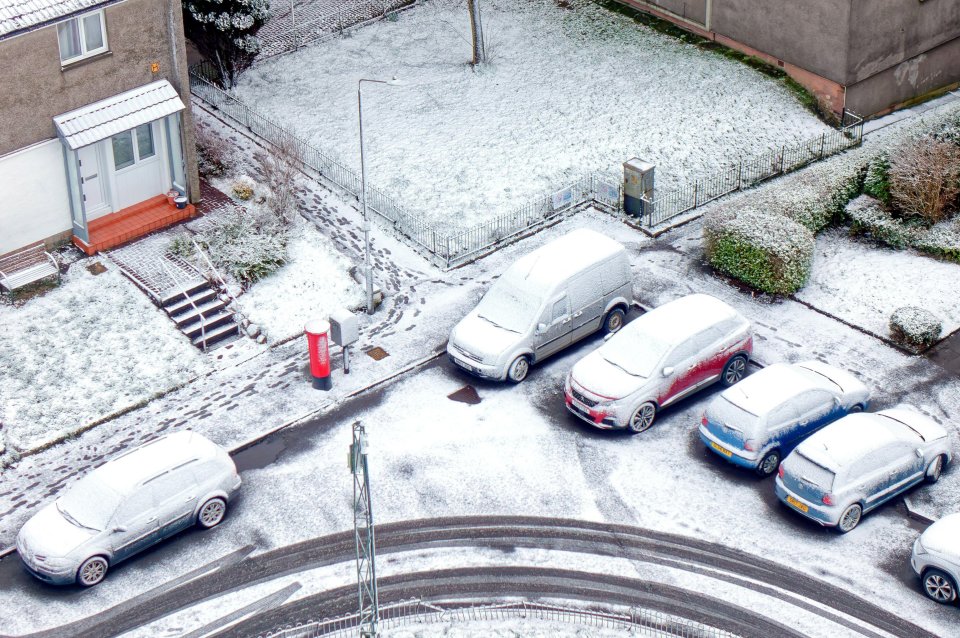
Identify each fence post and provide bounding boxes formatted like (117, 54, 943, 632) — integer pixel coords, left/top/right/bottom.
(819, 132, 825, 159)
(693, 181, 699, 208)
(736, 160, 743, 191)
(779, 146, 785, 174)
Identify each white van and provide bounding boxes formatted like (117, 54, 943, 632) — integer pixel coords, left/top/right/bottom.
(447, 228, 632, 382)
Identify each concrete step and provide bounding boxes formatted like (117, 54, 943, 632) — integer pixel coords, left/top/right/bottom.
(182, 311, 236, 340)
(172, 298, 229, 328)
(160, 281, 211, 308)
(164, 287, 219, 315)
(192, 321, 240, 349)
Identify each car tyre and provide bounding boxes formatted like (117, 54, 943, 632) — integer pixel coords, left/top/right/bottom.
(628, 402, 657, 433)
(197, 497, 227, 529)
(720, 355, 748, 387)
(849, 404, 864, 413)
(926, 455, 945, 484)
(77, 556, 109, 587)
(756, 449, 781, 478)
(602, 308, 626, 335)
(506, 356, 530, 383)
(922, 568, 958, 604)
(837, 503, 862, 533)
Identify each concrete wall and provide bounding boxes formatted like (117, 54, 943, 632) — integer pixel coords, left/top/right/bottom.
(847, 0, 960, 83)
(0, 0, 199, 199)
(0, 141, 71, 255)
(644, 0, 707, 26)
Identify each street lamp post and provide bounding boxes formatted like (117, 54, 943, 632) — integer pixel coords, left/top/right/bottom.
(357, 77, 401, 315)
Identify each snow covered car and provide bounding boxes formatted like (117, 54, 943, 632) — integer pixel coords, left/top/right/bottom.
(564, 294, 752, 432)
(447, 228, 632, 383)
(699, 360, 871, 477)
(16, 431, 241, 586)
(775, 406, 952, 533)
(912, 512, 960, 604)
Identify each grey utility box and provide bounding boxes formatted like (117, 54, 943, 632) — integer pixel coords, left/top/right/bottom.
(329, 308, 359, 346)
(623, 158, 655, 218)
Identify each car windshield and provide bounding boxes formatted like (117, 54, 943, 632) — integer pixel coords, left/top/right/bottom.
(56, 473, 122, 531)
(600, 333, 670, 378)
(475, 280, 541, 334)
(707, 397, 760, 438)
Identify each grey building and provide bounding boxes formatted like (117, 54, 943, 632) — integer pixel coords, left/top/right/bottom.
(619, 0, 960, 119)
(0, 0, 200, 255)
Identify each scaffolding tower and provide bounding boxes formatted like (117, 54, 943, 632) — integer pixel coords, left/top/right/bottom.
(350, 421, 379, 637)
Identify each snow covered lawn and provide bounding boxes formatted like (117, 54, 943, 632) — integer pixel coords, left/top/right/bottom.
(0, 262, 209, 453)
(235, 0, 830, 230)
(797, 229, 960, 339)
(235, 222, 365, 342)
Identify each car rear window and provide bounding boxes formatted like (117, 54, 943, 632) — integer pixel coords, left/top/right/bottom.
(787, 452, 836, 491)
(707, 397, 760, 439)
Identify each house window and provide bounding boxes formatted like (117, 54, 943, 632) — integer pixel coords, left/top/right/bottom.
(111, 124, 157, 170)
(57, 11, 107, 64)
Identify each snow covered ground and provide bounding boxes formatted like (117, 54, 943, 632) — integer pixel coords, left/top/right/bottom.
(234, 0, 830, 230)
(0, 261, 210, 453)
(798, 229, 960, 338)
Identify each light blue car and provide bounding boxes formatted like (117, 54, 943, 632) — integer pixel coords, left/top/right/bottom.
(699, 360, 870, 477)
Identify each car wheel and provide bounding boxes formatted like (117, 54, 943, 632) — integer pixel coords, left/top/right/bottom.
(756, 450, 781, 478)
(837, 503, 862, 533)
(603, 308, 626, 334)
(628, 402, 657, 433)
(77, 556, 109, 587)
(926, 455, 945, 484)
(506, 356, 530, 383)
(197, 497, 227, 529)
(923, 568, 958, 604)
(720, 355, 748, 387)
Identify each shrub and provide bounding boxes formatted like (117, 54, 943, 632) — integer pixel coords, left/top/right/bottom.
(195, 208, 288, 285)
(914, 218, 960, 263)
(862, 153, 892, 205)
(195, 124, 232, 178)
(704, 207, 814, 294)
(845, 195, 921, 249)
(254, 138, 302, 223)
(231, 175, 256, 200)
(888, 135, 960, 224)
(889, 306, 942, 350)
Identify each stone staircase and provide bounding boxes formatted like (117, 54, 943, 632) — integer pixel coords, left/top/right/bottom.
(159, 280, 240, 349)
(107, 238, 241, 351)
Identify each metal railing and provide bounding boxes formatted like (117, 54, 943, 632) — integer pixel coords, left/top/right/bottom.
(257, 599, 741, 638)
(189, 69, 619, 269)
(639, 111, 864, 227)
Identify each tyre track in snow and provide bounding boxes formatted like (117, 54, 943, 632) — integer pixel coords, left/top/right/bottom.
(23, 517, 936, 638)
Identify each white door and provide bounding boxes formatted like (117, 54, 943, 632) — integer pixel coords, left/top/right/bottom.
(77, 144, 110, 219)
(109, 122, 167, 210)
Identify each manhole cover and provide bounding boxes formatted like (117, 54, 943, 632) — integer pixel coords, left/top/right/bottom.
(447, 385, 481, 405)
(86, 262, 107, 275)
(365, 346, 389, 361)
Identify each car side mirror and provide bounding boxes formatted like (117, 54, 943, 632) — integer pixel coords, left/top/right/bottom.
(537, 323, 547, 334)
(662, 366, 674, 377)
(112, 525, 127, 533)
(916, 448, 924, 458)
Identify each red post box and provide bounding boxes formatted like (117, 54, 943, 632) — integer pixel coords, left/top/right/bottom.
(305, 319, 332, 390)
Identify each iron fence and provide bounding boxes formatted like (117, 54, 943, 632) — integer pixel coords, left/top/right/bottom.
(257, 599, 741, 638)
(640, 112, 864, 227)
(189, 69, 618, 269)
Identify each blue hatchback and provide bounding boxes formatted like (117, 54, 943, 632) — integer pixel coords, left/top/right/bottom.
(699, 360, 870, 477)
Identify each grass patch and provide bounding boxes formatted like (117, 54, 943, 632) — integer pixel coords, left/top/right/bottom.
(594, 0, 826, 121)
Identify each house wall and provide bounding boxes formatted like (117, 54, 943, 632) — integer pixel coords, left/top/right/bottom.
(0, 140, 72, 255)
(0, 0, 199, 197)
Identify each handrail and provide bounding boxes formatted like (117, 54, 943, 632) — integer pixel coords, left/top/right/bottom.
(159, 257, 207, 352)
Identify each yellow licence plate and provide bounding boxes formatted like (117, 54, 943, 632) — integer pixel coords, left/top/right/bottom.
(710, 441, 733, 457)
(786, 495, 809, 513)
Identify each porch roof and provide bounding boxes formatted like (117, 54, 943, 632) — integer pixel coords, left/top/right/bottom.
(53, 80, 185, 151)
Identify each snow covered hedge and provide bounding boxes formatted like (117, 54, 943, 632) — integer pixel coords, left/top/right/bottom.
(889, 306, 942, 350)
(846, 195, 960, 262)
(704, 207, 814, 294)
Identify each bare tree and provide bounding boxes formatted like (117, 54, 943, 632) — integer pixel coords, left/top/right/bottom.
(254, 134, 303, 224)
(467, 0, 486, 65)
(889, 136, 960, 224)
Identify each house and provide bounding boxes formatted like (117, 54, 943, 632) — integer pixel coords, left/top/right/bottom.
(0, 0, 200, 257)
(617, 0, 960, 119)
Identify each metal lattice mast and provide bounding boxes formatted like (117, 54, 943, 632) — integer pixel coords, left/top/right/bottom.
(350, 422, 379, 638)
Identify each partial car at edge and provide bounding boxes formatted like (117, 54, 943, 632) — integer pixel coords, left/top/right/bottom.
(912, 512, 960, 605)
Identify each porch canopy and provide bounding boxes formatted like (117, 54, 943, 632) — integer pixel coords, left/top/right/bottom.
(53, 80, 185, 150)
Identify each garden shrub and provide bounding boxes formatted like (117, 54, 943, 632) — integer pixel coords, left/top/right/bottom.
(195, 124, 232, 178)
(845, 195, 921, 249)
(862, 153, 892, 205)
(889, 306, 942, 350)
(704, 207, 814, 294)
(888, 135, 960, 224)
(231, 175, 256, 200)
(914, 218, 960, 264)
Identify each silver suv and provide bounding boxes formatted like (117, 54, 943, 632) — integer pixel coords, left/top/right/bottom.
(912, 513, 960, 604)
(16, 430, 240, 586)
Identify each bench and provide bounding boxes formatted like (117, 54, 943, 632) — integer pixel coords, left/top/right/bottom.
(0, 243, 60, 297)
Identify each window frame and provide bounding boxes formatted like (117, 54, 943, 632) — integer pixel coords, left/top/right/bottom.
(111, 123, 159, 172)
(57, 10, 108, 65)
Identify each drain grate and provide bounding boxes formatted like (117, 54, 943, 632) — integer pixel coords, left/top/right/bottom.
(365, 346, 389, 361)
